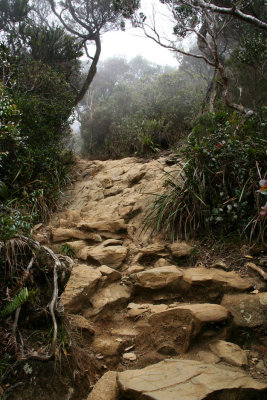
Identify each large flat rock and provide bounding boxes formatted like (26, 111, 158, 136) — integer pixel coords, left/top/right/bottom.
(182, 267, 252, 291)
(133, 266, 183, 289)
(118, 359, 267, 400)
(61, 264, 102, 313)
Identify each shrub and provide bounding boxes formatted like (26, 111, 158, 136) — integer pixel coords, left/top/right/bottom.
(144, 110, 266, 241)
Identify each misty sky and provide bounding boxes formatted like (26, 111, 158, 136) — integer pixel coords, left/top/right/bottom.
(101, 0, 179, 66)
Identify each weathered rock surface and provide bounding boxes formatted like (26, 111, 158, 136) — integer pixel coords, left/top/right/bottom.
(97, 265, 121, 283)
(183, 267, 252, 291)
(221, 293, 267, 328)
(61, 265, 102, 313)
(85, 283, 132, 316)
(52, 227, 102, 242)
(80, 244, 128, 268)
(77, 219, 127, 233)
(209, 340, 248, 367)
(133, 266, 183, 289)
(118, 359, 267, 400)
(87, 371, 118, 400)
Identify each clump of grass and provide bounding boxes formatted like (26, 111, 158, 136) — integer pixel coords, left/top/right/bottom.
(143, 111, 266, 242)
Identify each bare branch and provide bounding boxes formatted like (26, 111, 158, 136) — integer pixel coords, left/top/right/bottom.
(182, 0, 267, 31)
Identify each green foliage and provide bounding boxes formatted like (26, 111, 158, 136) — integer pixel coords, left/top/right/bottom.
(0, 287, 37, 318)
(60, 243, 76, 258)
(0, 26, 78, 237)
(144, 111, 267, 240)
(0, 206, 32, 241)
(81, 67, 204, 157)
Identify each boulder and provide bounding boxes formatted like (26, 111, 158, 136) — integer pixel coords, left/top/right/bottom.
(87, 371, 118, 400)
(209, 340, 248, 367)
(167, 241, 193, 257)
(221, 293, 267, 328)
(87, 283, 132, 316)
(118, 359, 267, 400)
(80, 245, 128, 268)
(61, 265, 102, 313)
(133, 266, 183, 289)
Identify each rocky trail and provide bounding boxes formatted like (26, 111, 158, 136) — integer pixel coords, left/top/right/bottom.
(36, 157, 267, 400)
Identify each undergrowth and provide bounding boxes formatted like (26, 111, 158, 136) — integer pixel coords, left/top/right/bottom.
(143, 110, 266, 241)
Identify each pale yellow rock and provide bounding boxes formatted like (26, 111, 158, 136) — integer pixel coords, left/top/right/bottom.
(167, 241, 193, 257)
(110, 328, 139, 337)
(52, 227, 102, 243)
(126, 265, 145, 274)
(133, 266, 183, 289)
(77, 219, 126, 233)
(83, 245, 128, 268)
(87, 371, 119, 400)
(61, 265, 102, 313)
(209, 340, 248, 367)
(97, 265, 121, 283)
(89, 283, 132, 315)
(122, 352, 137, 361)
(118, 359, 267, 400)
(183, 267, 252, 291)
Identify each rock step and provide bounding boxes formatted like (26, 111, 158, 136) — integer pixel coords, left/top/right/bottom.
(61, 263, 254, 315)
(117, 359, 267, 400)
(87, 360, 267, 400)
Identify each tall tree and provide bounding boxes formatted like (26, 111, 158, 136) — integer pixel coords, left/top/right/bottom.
(46, 0, 140, 105)
(139, 0, 267, 116)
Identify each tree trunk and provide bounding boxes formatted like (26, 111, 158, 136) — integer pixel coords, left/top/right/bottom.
(74, 35, 101, 106)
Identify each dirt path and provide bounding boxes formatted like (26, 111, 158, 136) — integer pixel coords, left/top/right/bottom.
(36, 157, 267, 400)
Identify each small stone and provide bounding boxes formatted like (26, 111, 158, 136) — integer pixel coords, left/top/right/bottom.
(122, 352, 137, 361)
(209, 340, 248, 367)
(211, 259, 229, 270)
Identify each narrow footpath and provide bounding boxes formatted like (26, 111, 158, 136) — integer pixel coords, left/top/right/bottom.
(36, 156, 267, 400)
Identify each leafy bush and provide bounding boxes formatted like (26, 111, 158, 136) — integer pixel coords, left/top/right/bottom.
(144, 110, 266, 241)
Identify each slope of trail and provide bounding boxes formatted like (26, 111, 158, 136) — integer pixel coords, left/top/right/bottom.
(38, 157, 267, 400)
